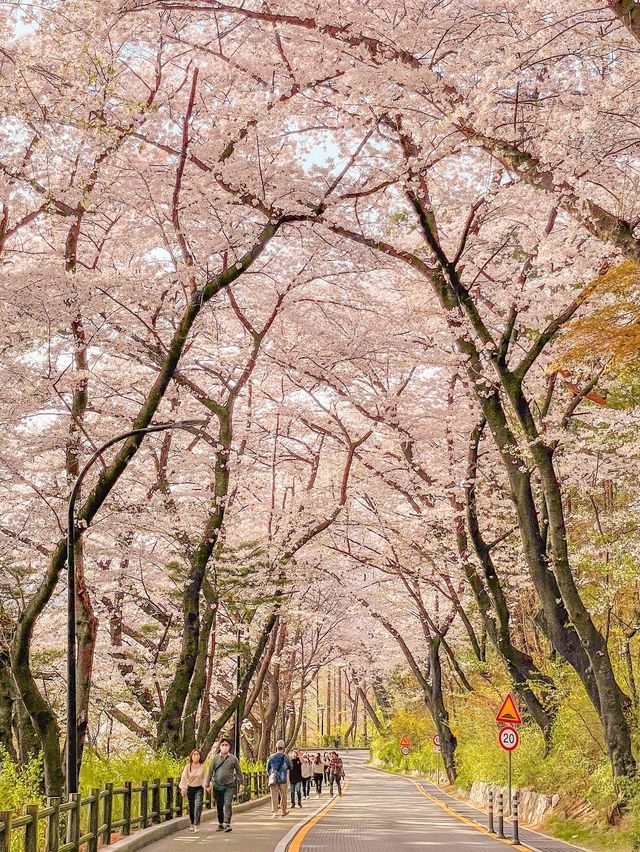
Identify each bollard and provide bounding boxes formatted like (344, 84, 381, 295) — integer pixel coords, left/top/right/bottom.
(488, 789, 494, 834)
(497, 792, 505, 839)
(512, 792, 520, 845)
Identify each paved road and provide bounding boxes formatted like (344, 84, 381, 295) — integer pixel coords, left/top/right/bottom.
(140, 752, 580, 852)
(292, 752, 515, 851)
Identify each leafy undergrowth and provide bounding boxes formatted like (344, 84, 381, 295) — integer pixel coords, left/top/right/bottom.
(0, 747, 43, 812)
(80, 748, 183, 790)
(543, 815, 633, 852)
(0, 746, 264, 815)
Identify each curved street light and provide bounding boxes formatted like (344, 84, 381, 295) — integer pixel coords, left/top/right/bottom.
(66, 419, 206, 795)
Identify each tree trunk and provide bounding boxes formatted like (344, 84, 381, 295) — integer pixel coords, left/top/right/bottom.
(426, 640, 456, 784)
(357, 686, 383, 733)
(464, 419, 556, 745)
(258, 672, 280, 762)
(183, 597, 217, 752)
(75, 546, 98, 773)
(504, 379, 635, 777)
(14, 694, 40, 764)
(156, 409, 232, 755)
(0, 651, 15, 759)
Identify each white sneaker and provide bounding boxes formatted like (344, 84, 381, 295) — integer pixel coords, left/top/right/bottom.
(189, 825, 195, 833)
(272, 813, 278, 820)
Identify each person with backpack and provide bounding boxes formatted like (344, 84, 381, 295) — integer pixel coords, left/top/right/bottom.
(290, 749, 303, 808)
(301, 753, 313, 798)
(205, 738, 242, 833)
(267, 739, 292, 818)
(312, 752, 324, 797)
(179, 749, 207, 833)
(329, 751, 344, 797)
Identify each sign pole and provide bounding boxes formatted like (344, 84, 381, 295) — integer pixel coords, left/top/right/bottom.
(508, 750, 512, 811)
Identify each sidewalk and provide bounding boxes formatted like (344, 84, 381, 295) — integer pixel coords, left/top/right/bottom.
(131, 792, 331, 852)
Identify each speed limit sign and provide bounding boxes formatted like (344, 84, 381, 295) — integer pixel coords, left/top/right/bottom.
(498, 726, 519, 752)
(401, 746, 410, 755)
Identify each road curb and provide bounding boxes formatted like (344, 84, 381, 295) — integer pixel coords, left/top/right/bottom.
(108, 795, 269, 851)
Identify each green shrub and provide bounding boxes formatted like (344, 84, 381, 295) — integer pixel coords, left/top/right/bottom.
(79, 748, 182, 791)
(0, 747, 43, 813)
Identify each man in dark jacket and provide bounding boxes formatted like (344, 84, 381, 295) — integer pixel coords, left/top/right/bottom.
(290, 749, 303, 808)
(206, 738, 242, 833)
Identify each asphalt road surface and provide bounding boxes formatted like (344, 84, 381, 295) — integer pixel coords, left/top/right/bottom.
(140, 751, 579, 852)
(288, 751, 518, 851)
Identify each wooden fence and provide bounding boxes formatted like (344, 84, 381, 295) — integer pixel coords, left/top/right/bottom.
(0, 772, 269, 852)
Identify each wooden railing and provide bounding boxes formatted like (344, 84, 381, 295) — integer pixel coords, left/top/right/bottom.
(0, 772, 269, 852)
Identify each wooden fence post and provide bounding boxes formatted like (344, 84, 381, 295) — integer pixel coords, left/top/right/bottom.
(175, 784, 183, 818)
(88, 788, 100, 852)
(46, 797, 60, 852)
(66, 793, 80, 850)
(122, 781, 132, 836)
(165, 779, 174, 822)
(100, 783, 113, 845)
(24, 804, 38, 852)
(0, 810, 12, 852)
(151, 779, 160, 825)
(140, 780, 148, 829)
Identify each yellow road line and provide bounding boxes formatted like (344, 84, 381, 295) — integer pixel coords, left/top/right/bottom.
(286, 783, 349, 852)
(411, 779, 529, 851)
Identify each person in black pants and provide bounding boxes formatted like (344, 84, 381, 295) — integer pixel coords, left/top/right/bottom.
(206, 738, 242, 833)
(290, 749, 303, 808)
(179, 750, 207, 833)
(313, 753, 324, 797)
(301, 753, 313, 798)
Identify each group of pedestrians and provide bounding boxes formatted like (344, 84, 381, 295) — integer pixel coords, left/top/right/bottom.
(178, 738, 346, 834)
(266, 740, 345, 818)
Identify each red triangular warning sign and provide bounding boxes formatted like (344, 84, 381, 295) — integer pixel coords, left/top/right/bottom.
(496, 693, 522, 725)
(399, 735, 411, 748)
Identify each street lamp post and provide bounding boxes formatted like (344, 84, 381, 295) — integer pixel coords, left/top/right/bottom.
(319, 705, 325, 741)
(66, 420, 205, 796)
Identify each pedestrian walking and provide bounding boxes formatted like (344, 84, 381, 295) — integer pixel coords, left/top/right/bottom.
(323, 751, 331, 783)
(179, 749, 207, 833)
(313, 753, 324, 796)
(290, 749, 303, 808)
(205, 737, 242, 833)
(301, 753, 313, 798)
(267, 739, 292, 818)
(329, 751, 344, 797)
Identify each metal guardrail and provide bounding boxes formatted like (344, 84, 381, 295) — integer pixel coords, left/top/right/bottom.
(0, 771, 269, 852)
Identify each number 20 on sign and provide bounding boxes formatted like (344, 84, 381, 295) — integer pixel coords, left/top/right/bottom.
(498, 726, 519, 752)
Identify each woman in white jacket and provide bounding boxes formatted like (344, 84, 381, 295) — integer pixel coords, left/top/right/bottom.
(179, 750, 207, 833)
(300, 753, 313, 798)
